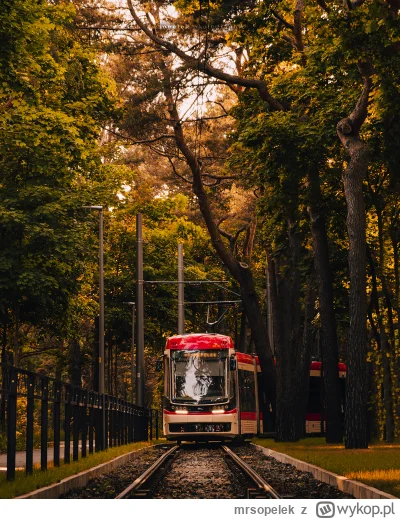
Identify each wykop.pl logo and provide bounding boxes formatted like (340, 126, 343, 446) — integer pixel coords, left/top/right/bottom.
(316, 502, 336, 518)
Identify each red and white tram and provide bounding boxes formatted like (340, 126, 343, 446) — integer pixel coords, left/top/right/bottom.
(161, 333, 346, 441)
(162, 333, 263, 441)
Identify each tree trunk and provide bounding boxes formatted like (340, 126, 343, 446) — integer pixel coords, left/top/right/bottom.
(390, 229, 400, 426)
(69, 338, 82, 387)
(114, 342, 118, 397)
(377, 207, 395, 442)
(381, 330, 394, 442)
(341, 152, 369, 449)
(336, 67, 372, 449)
(238, 309, 247, 352)
(294, 278, 316, 438)
(164, 79, 277, 409)
(268, 226, 308, 441)
(13, 304, 19, 367)
(307, 169, 343, 443)
(367, 246, 395, 442)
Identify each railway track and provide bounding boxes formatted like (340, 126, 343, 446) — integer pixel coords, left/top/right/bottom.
(221, 445, 280, 499)
(116, 445, 179, 499)
(116, 443, 280, 499)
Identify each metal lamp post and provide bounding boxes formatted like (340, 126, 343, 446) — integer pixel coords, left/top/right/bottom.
(123, 302, 135, 403)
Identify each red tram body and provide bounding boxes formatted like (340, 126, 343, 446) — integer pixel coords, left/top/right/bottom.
(162, 333, 346, 441)
(306, 360, 346, 434)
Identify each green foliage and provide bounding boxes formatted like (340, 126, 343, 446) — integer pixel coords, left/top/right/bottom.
(0, 0, 117, 363)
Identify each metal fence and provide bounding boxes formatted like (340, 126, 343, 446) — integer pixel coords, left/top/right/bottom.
(0, 363, 160, 481)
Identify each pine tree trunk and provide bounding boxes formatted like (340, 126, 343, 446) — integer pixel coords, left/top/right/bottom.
(337, 68, 372, 449)
(341, 154, 369, 448)
(307, 169, 343, 443)
(381, 330, 394, 442)
(294, 279, 316, 438)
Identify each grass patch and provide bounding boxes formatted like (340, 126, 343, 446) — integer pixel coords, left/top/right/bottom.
(0, 439, 167, 499)
(253, 437, 400, 497)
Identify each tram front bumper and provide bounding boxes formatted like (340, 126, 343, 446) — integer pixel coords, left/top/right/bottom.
(163, 411, 238, 438)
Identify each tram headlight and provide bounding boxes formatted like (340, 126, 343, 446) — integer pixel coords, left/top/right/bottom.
(212, 405, 225, 414)
(175, 406, 188, 414)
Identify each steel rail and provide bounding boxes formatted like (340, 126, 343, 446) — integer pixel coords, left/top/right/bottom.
(115, 445, 179, 499)
(221, 445, 281, 499)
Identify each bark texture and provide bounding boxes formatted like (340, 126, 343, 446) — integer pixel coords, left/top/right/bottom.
(336, 66, 373, 449)
(307, 169, 343, 443)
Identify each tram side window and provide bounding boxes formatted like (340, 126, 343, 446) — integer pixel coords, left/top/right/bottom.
(230, 371, 236, 399)
(239, 369, 256, 413)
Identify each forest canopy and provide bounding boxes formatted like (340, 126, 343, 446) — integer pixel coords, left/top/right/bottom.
(0, 0, 399, 448)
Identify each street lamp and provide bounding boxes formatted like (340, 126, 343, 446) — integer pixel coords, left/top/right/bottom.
(82, 205, 106, 450)
(123, 302, 135, 403)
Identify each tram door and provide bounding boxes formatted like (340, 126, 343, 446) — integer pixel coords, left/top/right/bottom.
(238, 368, 257, 435)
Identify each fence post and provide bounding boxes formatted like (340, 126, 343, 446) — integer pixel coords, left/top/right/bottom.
(156, 409, 159, 441)
(128, 404, 133, 443)
(149, 408, 153, 441)
(115, 398, 119, 447)
(6, 367, 17, 481)
(41, 377, 49, 471)
(54, 380, 61, 467)
(73, 388, 80, 462)
(81, 390, 88, 458)
(104, 394, 109, 450)
(88, 394, 94, 455)
(95, 394, 101, 452)
(145, 409, 149, 441)
(133, 407, 139, 442)
(64, 386, 71, 464)
(26, 373, 34, 474)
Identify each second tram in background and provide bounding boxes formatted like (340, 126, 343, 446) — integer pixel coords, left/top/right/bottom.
(161, 333, 346, 442)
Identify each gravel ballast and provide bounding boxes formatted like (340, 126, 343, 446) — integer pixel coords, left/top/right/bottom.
(59, 441, 354, 499)
(232, 444, 353, 499)
(60, 445, 171, 499)
(154, 445, 248, 499)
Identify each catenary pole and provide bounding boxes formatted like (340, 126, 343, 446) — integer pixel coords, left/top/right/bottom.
(136, 214, 145, 407)
(123, 302, 136, 403)
(178, 243, 185, 335)
(131, 303, 135, 403)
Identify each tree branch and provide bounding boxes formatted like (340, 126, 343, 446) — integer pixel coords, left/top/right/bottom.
(126, 0, 285, 111)
(293, 0, 305, 52)
(101, 126, 176, 145)
(271, 9, 295, 30)
(167, 157, 192, 183)
(337, 62, 373, 142)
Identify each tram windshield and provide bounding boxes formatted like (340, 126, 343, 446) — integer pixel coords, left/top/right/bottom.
(171, 350, 228, 403)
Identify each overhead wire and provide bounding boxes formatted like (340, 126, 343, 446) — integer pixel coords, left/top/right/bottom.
(142, 238, 241, 297)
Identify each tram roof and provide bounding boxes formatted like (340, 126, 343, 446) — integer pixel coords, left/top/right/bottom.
(165, 333, 234, 350)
